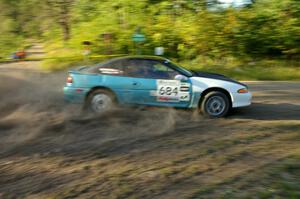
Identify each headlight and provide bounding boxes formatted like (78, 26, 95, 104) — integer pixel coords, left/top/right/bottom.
(237, 88, 248, 93)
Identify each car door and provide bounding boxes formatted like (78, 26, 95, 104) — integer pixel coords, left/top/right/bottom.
(124, 59, 192, 108)
(95, 59, 137, 104)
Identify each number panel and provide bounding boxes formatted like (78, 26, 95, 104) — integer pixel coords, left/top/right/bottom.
(156, 80, 191, 102)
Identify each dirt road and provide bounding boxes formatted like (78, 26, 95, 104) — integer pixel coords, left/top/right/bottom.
(0, 60, 299, 199)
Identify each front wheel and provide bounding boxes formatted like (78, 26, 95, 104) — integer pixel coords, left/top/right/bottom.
(200, 91, 230, 118)
(85, 89, 116, 114)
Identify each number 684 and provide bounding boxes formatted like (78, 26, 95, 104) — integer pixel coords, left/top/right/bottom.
(159, 86, 178, 96)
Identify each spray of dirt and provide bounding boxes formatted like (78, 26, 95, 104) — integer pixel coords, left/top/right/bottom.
(0, 70, 194, 156)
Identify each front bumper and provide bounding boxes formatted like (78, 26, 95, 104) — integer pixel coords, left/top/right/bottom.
(232, 92, 252, 108)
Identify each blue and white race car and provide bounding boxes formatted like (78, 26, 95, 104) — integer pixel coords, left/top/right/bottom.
(64, 56, 251, 117)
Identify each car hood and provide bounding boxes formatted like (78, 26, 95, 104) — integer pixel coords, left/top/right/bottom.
(191, 71, 247, 88)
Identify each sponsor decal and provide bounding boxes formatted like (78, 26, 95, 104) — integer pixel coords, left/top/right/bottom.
(157, 96, 179, 102)
(155, 80, 191, 102)
(99, 68, 123, 74)
(179, 92, 190, 101)
(180, 87, 190, 92)
(180, 83, 190, 87)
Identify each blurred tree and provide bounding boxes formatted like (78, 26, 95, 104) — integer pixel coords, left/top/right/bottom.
(0, 0, 299, 59)
(44, 0, 75, 41)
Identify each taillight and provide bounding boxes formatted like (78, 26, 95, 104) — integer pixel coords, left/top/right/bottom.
(67, 76, 73, 84)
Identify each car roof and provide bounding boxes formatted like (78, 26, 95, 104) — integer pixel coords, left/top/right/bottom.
(109, 55, 169, 62)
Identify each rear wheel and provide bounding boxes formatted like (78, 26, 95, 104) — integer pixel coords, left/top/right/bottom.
(200, 91, 230, 118)
(85, 89, 116, 114)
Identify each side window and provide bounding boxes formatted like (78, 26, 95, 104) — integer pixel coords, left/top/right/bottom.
(124, 59, 150, 78)
(97, 60, 125, 75)
(123, 59, 179, 79)
(150, 61, 179, 79)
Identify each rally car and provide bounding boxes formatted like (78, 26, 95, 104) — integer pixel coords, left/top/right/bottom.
(64, 56, 251, 118)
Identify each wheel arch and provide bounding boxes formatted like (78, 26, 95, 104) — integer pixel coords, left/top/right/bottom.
(85, 86, 118, 103)
(199, 87, 232, 108)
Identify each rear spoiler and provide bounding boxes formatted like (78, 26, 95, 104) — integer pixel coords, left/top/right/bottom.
(69, 66, 91, 74)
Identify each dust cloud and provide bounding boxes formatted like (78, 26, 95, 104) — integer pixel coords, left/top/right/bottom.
(1, 68, 300, 198)
(0, 70, 192, 156)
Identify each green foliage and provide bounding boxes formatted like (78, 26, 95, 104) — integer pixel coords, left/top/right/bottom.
(0, 0, 299, 66)
(51, 0, 300, 59)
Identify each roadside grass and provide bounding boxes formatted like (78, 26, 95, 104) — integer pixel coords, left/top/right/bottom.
(1, 41, 299, 80)
(40, 47, 126, 71)
(40, 54, 300, 80)
(41, 55, 125, 71)
(41, 46, 88, 71)
(36, 44, 300, 80)
(44, 56, 300, 81)
(181, 56, 300, 81)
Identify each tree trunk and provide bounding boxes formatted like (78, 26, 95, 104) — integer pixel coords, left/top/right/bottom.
(45, 0, 73, 41)
(61, 21, 70, 41)
(59, 0, 71, 41)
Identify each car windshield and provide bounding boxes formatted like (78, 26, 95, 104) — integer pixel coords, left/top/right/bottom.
(163, 60, 193, 77)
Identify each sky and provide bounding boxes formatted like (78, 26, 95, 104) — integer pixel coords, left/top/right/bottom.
(218, 0, 252, 7)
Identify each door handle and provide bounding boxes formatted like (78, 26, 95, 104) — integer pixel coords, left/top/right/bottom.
(132, 81, 140, 86)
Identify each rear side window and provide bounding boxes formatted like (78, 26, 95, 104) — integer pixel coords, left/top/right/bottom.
(96, 59, 125, 75)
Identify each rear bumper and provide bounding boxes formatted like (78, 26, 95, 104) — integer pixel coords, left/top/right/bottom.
(63, 86, 89, 103)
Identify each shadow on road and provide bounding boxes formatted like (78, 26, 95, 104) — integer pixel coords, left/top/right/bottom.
(229, 102, 300, 120)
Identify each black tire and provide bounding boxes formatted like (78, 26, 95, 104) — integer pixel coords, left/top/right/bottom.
(200, 91, 230, 118)
(85, 89, 116, 114)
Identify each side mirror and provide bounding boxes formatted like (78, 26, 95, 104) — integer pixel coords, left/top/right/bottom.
(174, 74, 188, 82)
